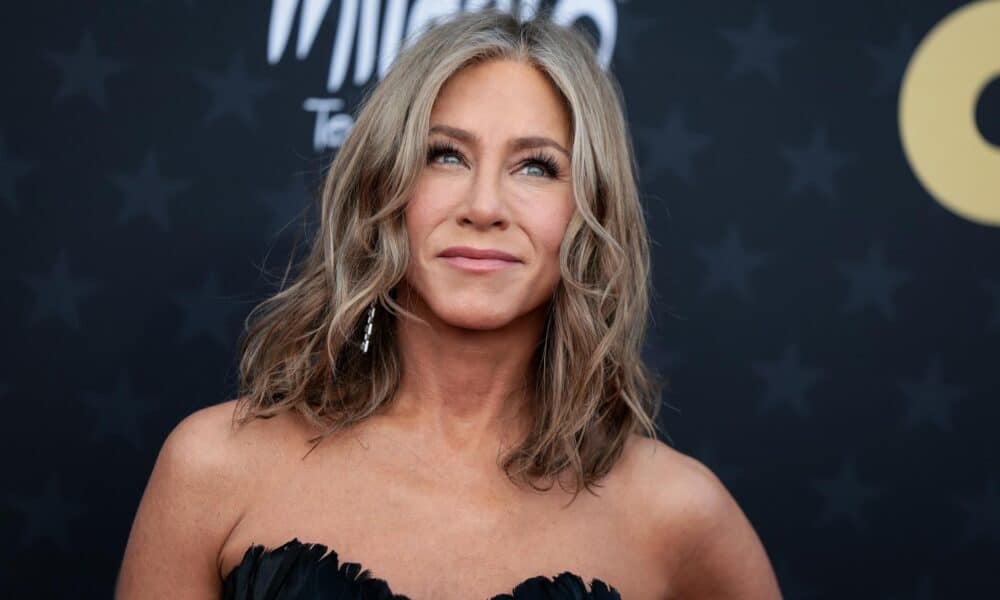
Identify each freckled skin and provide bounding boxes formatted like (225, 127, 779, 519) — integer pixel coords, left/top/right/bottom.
(400, 58, 576, 331)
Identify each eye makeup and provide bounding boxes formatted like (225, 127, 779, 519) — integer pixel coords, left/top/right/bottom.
(426, 141, 564, 178)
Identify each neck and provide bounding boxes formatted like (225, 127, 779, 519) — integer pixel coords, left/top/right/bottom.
(382, 283, 545, 469)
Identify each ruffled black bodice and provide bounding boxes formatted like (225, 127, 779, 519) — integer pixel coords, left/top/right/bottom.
(222, 537, 622, 599)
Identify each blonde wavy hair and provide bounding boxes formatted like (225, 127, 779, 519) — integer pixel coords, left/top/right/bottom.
(233, 7, 667, 500)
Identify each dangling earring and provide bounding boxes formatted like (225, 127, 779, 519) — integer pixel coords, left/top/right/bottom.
(360, 302, 376, 353)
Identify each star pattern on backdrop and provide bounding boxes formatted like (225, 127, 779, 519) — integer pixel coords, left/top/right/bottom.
(4, 2, 1000, 596)
(24, 249, 99, 329)
(779, 127, 852, 201)
(108, 150, 189, 230)
(45, 30, 128, 111)
(694, 224, 768, 300)
(718, 7, 798, 85)
(5, 473, 86, 552)
(638, 106, 713, 186)
(0, 135, 36, 211)
(865, 22, 916, 97)
(80, 371, 157, 450)
(898, 354, 963, 433)
(171, 271, 243, 348)
(837, 241, 910, 321)
(810, 455, 883, 530)
(952, 478, 1000, 546)
(751, 343, 824, 418)
(195, 53, 277, 127)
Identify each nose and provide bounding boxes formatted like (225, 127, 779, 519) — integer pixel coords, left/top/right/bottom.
(458, 167, 509, 231)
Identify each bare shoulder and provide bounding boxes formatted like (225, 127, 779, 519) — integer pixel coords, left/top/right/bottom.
(157, 398, 257, 489)
(620, 434, 783, 599)
(172, 395, 313, 461)
(115, 398, 269, 598)
(156, 397, 308, 505)
(170, 397, 280, 459)
(618, 434, 728, 529)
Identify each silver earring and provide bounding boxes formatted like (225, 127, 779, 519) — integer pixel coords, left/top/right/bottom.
(360, 302, 376, 353)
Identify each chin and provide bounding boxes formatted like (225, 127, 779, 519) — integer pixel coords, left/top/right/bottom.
(432, 301, 521, 330)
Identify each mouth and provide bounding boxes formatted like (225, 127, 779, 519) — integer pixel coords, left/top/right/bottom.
(437, 246, 522, 272)
(438, 255, 521, 272)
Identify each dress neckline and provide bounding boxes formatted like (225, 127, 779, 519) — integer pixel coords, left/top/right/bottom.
(223, 536, 622, 599)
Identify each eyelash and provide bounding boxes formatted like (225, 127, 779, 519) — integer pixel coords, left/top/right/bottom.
(426, 141, 563, 178)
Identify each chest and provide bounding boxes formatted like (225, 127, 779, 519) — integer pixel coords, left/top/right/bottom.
(222, 496, 672, 597)
(218, 428, 676, 599)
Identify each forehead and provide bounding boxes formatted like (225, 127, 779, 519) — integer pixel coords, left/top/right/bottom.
(429, 59, 572, 145)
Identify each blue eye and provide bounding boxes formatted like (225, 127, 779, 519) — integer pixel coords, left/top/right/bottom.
(425, 142, 563, 178)
(427, 142, 464, 166)
(520, 153, 562, 178)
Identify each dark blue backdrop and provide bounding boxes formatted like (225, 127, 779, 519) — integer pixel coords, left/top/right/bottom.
(2, 1, 998, 598)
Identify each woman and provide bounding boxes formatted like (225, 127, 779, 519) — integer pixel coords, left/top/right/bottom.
(116, 8, 781, 600)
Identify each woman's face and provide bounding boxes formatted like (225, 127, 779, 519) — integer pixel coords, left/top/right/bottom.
(402, 59, 575, 331)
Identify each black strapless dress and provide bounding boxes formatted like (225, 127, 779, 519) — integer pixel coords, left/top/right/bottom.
(222, 537, 622, 599)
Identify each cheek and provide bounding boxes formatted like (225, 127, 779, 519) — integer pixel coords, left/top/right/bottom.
(403, 184, 440, 251)
(533, 196, 576, 257)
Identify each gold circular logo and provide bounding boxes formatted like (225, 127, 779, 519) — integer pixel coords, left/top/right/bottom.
(899, 0, 1000, 226)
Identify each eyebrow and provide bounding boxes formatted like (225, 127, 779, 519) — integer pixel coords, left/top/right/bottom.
(428, 124, 570, 159)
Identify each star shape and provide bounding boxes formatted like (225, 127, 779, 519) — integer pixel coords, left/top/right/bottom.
(752, 343, 824, 418)
(6, 473, 86, 552)
(982, 278, 1000, 331)
(810, 456, 882, 530)
(0, 135, 36, 211)
(24, 250, 99, 329)
(109, 150, 189, 230)
(719, 7, 797, 85)
(45, 30, 128, 111)
(693, 225, 768, 301)
(195, 54, 276, 127)
(953, 478, 1000, 546)
(898, 354, 962, 433)
(638, 106, 713, 186)
(172, 271, 242, 348)
(866, 22, 916, 97)
(80, 371, 156, 450)
(779, 127, 852, 201)
(837, 242, 910, 321)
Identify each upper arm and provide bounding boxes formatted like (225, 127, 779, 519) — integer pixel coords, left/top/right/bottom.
(667, 457, 783, 599)
(115, 400, 247, 599)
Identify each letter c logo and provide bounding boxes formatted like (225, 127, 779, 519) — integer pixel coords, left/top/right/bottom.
(899, 0, 1000, 226)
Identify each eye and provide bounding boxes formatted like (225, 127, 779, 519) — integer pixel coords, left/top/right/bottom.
(519, 152, 563, 178)
(427, 142, 465, 166)
(426, 142, 564, 179)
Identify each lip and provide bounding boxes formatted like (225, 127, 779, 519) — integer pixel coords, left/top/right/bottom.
(437, 246, 522, 272)
(438, 246, 521, 262)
